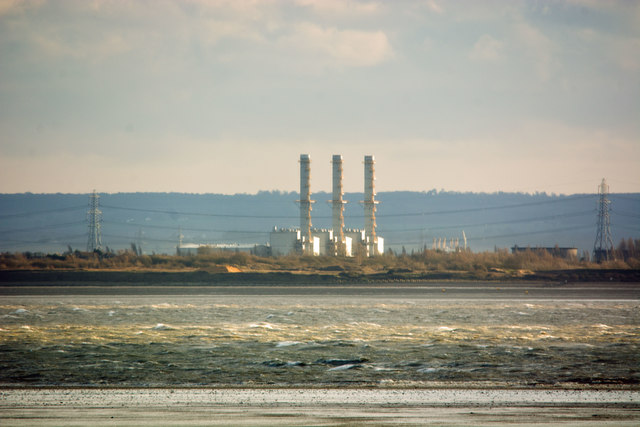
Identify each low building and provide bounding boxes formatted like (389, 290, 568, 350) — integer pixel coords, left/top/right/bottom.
(270, 228, 301, 256)
(177, 243, 261, 256)
(311, 229, 333, 256)
(176, 243, 201, 256)
(251, 244, 271, 257)
(268, 226, 384, 257)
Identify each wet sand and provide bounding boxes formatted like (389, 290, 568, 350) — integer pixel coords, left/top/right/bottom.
(1, 388, 639, 426)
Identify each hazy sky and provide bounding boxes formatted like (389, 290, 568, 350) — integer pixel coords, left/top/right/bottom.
(1, 0, 638, 195)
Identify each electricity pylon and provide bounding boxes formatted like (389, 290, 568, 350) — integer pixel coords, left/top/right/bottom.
(593, 178, 614, 262)
(87, 190, 103, 252)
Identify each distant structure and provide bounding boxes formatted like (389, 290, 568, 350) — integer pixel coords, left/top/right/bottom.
(330, 155, 348, 256)
(593, 178, 614, 262)
(269, 154, 384, 257)
(362, 155, 383, 256)
(86, 190, 103, 252)
(176, 225, 268, 256)
(297, 154, 314, 255)
(432, 236, 464, 253)
(177, 243, 260, 256)
(270, 227, 302, 256)
(511, 246, 578, 260)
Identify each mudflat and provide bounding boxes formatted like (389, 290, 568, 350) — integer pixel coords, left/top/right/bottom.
(1, 388, 639, 426)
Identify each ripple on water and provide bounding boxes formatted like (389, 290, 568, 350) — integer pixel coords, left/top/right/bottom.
(0, 297, 637, 387)
(151, 323, 175, 331)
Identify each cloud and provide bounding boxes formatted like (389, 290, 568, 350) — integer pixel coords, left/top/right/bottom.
(201, 18, 267, 45)
(0, 0, 18, 15)
(279, 22, 393, 68)
(0, 0, 44, 16)
(574, 26, 640, 72)
(294, 0, 380, 16)
(425, 0, 443, 15)
(30, 32, 132, 63)
(513, 20, 556, 81)
(611, 37, 640, 71)
(1, 0, 637, 195)
(469, 34, 504, 62)
(2, 1, 391, 70)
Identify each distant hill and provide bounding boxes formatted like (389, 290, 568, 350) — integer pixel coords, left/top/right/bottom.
(1, 191, 638, 256)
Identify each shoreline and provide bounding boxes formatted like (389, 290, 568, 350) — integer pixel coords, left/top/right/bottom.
(2, 388, 639, 426)
(2, 382, 640, 391)
(1, 268, 639, 286)
(2, 387, 639, 407)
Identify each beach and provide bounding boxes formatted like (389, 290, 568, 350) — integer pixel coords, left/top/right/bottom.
(2, 388, 640, 426)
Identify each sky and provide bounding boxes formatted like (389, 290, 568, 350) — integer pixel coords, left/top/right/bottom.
(0, 0, 639, 195)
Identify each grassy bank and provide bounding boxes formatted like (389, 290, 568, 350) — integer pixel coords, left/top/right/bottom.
(1, 249, 638, 283)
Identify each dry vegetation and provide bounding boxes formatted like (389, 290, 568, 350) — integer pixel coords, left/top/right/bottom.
(1, 240, 638, 277)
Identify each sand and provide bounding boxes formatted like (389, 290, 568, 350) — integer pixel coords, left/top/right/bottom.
(1, 388, 639, 426)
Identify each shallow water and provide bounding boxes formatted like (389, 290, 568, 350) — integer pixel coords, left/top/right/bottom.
(1, 289, 638, 387)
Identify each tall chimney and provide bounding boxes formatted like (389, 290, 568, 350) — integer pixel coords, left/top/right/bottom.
(363, 155, 378, 255)
(331, 155, 346, 254)
(298, 154, 314, 254)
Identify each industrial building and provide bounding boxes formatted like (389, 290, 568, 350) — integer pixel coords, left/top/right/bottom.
(177, 243, 259, 256)
(270, 228, 301, 256)
(269, 154, 384, 257)
(179, 154, 384, 258)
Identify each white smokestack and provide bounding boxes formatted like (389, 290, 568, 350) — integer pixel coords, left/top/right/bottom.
(298, 154, 314, 254)
(363, 155, 378, 255)
(331, 155, 346, 254)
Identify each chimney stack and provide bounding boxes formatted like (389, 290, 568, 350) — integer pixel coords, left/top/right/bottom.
(363, 155, 379, 255)
(298, 154, 314, 254)
(331, 155, 346, 255)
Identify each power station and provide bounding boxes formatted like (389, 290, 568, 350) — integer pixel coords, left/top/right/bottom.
(270, 154, 384, 257)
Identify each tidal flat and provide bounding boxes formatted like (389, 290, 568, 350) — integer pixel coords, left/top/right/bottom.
(2, 388, 640, 426)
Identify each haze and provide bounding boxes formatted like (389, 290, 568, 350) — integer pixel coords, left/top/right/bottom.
(1, 0, 638, 195)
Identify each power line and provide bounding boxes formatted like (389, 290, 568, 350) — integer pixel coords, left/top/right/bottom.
(614, 225, 640, 233)
(384, 224, 594, 246)
(378, 210, 593, 233)
(610, 194, 640, 202)
(0, 205, 86, 220)
(0, 209, 601, 236)
(100, 194, 596, 220)
(101, 204, 299, 219)
(376, 194, 596, 218)
(101, 234, 265, 245)
(102, 220, 269, 235)
(102, 234, 180, 244)
(612, 210, 640, 220)
(1, 234, 87, 246)
(467, 224, 593, 242)
(99, 209, 597, 237)
(0, 221, 86, 234)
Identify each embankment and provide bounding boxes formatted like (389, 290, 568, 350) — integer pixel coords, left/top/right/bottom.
(0, 268, 638, 286)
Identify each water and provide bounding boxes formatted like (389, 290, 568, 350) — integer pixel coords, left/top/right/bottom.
(1, 286, 638, 387)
